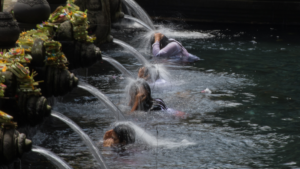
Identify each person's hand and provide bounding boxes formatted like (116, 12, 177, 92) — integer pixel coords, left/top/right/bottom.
(103, 138, 114, 147)
(136, 92, 147, 101)
(138, 67, 145, 78)
(154, 33, 164, 42)
(138, 67, 150, 80)
(103, 130, 113, 140)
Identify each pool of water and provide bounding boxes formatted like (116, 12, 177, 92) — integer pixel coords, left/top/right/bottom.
(20, 22, 300, 169)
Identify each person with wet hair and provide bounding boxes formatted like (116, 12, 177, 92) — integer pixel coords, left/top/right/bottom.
(128, 79, 186, 117)
(103, 124, 135, 147)
(128, 79, 167, 112)
(138, 65, 160, 83)
(151, 33, 200, 62)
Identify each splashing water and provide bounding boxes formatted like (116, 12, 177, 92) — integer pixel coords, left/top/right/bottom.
(32, 145, 73, 169)
(102, 55, 134, 78)
(51, 111, 108, 169)
(123, 0, 155, 30)
(113, 38, 149, 65)
(156, 26, 214, 39)
(124, 15, 153, 31)
(113, 121, 196, 149)
(78, 81, 126, 120)
(148, 64, 170, 83)
(130, 26, 214, 54)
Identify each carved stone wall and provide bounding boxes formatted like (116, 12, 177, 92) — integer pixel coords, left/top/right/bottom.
(75, 0, 112, 45)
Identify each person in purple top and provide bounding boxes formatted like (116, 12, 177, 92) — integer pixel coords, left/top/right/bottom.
(151, 33, 200, 62)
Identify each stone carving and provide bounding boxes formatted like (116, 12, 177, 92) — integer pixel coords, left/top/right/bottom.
(75, 0, 112, 44)
(17, 0, 49, 7)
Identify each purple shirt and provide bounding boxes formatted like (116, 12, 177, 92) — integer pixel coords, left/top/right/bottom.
(152, 39, 199, 62)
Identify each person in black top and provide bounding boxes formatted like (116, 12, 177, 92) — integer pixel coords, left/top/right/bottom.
(128, 79, 167, 112)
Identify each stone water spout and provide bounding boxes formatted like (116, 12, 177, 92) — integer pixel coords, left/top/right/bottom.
(0, 127, 32, 165)
(54, 20, 102, 69)
(0, 71, 52, 126)
(34, 66, 78, 97)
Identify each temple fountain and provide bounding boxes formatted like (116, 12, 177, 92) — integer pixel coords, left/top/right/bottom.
(0, 0, 126, 166)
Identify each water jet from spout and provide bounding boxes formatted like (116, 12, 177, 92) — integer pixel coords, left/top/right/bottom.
(113, 38, 149, 65)
(32, 145, 73, 169)
(51, 111, 109, 169)
(123, 0, 155, 30)
(102, 55, 134, 78)
(124, 15, 154, 31)
(78, 81, 126, 121)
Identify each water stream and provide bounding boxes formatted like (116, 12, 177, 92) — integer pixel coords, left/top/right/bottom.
(124, 14, 153, 31)
(122, 0, 155, 30)
(78, 81, 126, 121)
(114, 121, 195, 148)
(102, 55, 134, 78)
(19, 1, 300, 167)
(51, 111, 109, 169)
(113, 38, 149, 65)
(32, 145, 73, 169)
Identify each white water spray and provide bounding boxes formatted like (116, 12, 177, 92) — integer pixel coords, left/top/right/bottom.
(113, 38, 149, 65)
(123, 0, 155, 30)
(51, 111, 109, 169)
(124, 14, 153, 31)
(32, 145, 73, 169)
(78, 81, 126, 120)
(102, 55, 134, 78)
(113, 121, 196, 149)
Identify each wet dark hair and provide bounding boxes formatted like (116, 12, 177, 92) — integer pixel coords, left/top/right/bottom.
(140, 65, 160, 82)
(150, 34, 171, 50)
(113, 124, 135, 144)
(129, 79, 153, 111)
(160, 35, 170, 49)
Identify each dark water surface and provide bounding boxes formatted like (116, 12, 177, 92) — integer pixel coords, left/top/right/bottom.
(21, 22, 300, 169)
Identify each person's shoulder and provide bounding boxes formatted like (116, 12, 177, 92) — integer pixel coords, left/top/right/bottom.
(168, 41, 180, 46)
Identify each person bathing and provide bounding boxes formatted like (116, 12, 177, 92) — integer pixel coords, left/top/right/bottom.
(128, 79, 185, 116)
(103, 124, 135, 147)
(152, 33, 200, 62)
(137, 65, 162, 83)
(128, 79, 167, 112)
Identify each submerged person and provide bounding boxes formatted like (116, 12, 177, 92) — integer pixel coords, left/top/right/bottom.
(103, 124, 135, 147)
(151, 33, 200, 62)
(128, 79, 185, 116)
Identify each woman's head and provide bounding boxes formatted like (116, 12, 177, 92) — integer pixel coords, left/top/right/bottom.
(151, 33, 171, 49)
(138, 65, 160, 82)
(113, 124, 135, 144)
(103, 124, 135, 147)
(128, 79, 153, 112)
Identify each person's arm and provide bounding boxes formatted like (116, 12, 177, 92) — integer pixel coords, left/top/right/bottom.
(152, 42, 182, 58)
(130, 92, 147, 112)
(152, 33, 163, 57)
(103, 130, 114, 147)
(103, 138, 114, 147)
